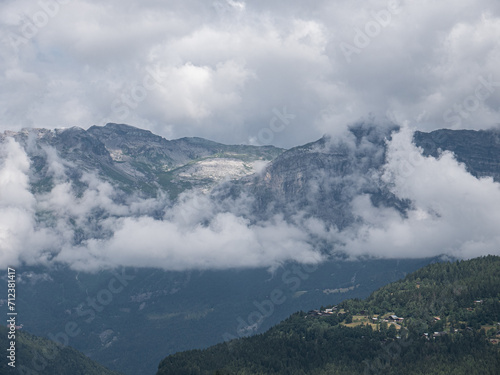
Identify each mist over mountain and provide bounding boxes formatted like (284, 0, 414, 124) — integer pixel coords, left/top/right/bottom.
(3, 1, 500, 374)
(2, 122, 500, 374)
(1, 122, 500, 272)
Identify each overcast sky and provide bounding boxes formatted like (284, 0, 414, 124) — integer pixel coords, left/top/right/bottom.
(1, 0, 500, 147)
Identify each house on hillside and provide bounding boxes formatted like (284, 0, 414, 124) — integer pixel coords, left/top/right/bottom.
(388, 315, 404, 323)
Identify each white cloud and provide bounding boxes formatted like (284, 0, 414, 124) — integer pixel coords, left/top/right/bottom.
(4, 0, 495, 146)
(1, 127, 500, 271)
(0, 138, 59, 266)
(342, 127, 500, 259)
(55, 212, 323, 271)
(0, 139, 323, 271)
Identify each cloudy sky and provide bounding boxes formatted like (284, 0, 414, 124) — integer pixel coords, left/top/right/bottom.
(1, 0, 500, 271)
(1, 0, 500, 148)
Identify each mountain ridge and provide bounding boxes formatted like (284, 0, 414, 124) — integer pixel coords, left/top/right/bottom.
(1, 122, 284, 197)
(2, 123, 500, 374)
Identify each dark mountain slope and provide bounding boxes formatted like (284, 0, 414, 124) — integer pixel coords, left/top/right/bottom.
(0, 325, 122, 375)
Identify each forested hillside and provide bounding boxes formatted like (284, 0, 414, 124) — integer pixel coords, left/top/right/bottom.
(157, 256, 500, 375)
(0, 325, 121, 375)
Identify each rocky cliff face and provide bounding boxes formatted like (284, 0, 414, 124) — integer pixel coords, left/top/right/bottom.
(414, 128, 500, 182)
(217, 123, 407, 228)
(2, 123, 499, 227)
(214, 124, 500, 229)
(1, 123, 283, 197)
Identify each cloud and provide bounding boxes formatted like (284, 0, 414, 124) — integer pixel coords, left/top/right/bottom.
(1, 126, 500, 272)
(342, 127, 500, 259)
(2, 0, 499, 147)
(0, 138, 323, 271)
(0, 138, 59, 267)
(55, 212, 323, 271)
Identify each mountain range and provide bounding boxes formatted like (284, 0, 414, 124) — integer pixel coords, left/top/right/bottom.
(1, 122, 500, 374)
(5, 122, 500, 230)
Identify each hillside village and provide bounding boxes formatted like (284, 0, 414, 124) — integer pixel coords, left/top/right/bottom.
(308, 293, 500, 344)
